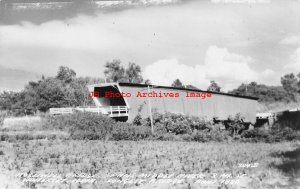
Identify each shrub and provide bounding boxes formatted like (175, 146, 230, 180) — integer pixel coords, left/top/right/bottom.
(241, 127, 300, 142)
(111, 123, 152, 141)
(191, 130, 210, 142)
(154, 133, 183, 141)
(15, 134, 34, 140)
(33, 158, 43, 169)
(190, 129, 230, 142)
(276, 111, 300, 130)
(139, 112, 212, 135)
(44, 112, 152, 141)
(163, 113, 192, 134)
(0, 133, 9, 141)
(42, 112, 300, 143)
(132, 114, 143, 126)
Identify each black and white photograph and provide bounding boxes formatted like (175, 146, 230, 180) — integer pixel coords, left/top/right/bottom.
(0, 0, 300, 188)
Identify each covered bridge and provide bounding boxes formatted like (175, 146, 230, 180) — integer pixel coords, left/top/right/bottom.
(87, 83, 258, 123)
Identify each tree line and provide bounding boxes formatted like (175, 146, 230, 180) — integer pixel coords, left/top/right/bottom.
(0, 60, 300, 115)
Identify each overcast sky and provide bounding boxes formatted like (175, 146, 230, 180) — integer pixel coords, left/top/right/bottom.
(1, 0, 300, 92)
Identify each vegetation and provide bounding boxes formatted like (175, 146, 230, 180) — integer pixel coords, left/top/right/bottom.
(0, 108, 298, 189)
(207, 80, 221, 92)
(0, 66, 103, 116)
(229, 73, 300, 104)
(33, 112, 300, 143)
(275, 111, 300, 131)
(42, 112, 152, 141)
(0, 140, 299, 189)
(171, 79, 185, 88)
(171, 78, 199, 89)
(104, 59, 144, 83)
(0, 61, 146, 116)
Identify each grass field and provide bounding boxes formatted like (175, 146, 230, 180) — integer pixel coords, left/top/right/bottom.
(0, 115, 299, 189)
(0, 139, 299, 189)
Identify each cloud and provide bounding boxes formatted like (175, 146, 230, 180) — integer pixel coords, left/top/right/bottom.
(1, 19, 119, 52)
(284, 47, 300, 71)
(261, 68, 275, 78)
(144, 46, 261, 91)
(280, 35, 300, 45)
(0, 0, 299, 91)
(281, 35, 300, 72)
(204, 46, 257, 82)
(143, 59, 209, 88)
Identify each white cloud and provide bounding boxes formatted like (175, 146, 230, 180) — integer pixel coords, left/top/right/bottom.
(260, 68, 278, 85)
(1, 18, 119, 52)
(204, 46, 257, 82)
(144, 46, 261, 91)
(280, 35, 300, 45)
(143, 59, 209, 88)
(284, 47, 300, 71)
(0, 0, 299, 91)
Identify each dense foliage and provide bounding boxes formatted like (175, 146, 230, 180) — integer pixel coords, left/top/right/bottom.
(0, 66, 103, 115)
(104, 59, 144, 83)
(43, 112, 152, 141)
(275, 111, 300, 131)
(229, 74, 300, 103)
(0, 62, 147, 115)
(37, 112, 300, 143)
(241, 126, 300, 143)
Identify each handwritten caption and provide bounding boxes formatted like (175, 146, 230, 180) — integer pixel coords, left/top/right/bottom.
(17, 172, 250, 186)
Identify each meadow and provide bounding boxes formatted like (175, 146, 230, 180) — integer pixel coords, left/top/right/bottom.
(0, 115, 299, 189)
(0, 139, 299, 189)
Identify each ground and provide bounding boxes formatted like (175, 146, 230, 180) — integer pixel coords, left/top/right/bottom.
(0, 116, 299, 189)
(0, 139, 299, 189)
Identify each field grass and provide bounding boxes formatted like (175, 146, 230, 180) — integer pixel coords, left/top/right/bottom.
(0, 115, 299, 189)
(0, 140, 299, 189)
(2, 116, 42, 131)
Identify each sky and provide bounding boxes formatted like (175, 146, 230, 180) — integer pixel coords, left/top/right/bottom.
(0, 0, 300, 92)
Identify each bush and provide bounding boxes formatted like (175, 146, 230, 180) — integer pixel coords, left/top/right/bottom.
(139, 112, 212, 135)
(241, 127, 300, 142)
(276, 111, 300, 130)
(191, 130, 211, 142)
(42, 112, 300, 143)
(191, 129, 230, 142)
(111, 122, 152, 141)
(0, 133, 9, 141)
(43, 112, 152, 141)
(241, 128, 270, 142)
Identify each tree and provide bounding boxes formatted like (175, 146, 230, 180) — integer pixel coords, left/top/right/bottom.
(207, 81, 221, 92)
(104, 60, 145, 83)
(171, 79, 185, 88)
(281, 73, 299, 93)
(229, 82, 292, 103)
(125, 62, 143, 83)
(0, 66, 107, 114)
(34, 78, 70, 111)
(104, 59, 126, 82)
(56, 66, 76, 83)
(144, 79, 152, 85)
(186, 85, 198, 90)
